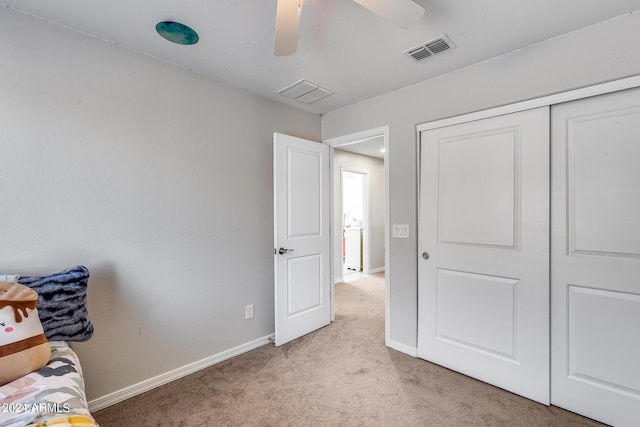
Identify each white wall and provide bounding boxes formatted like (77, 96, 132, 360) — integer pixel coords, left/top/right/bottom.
(0, 8, 320, 401)
(333, 149, 385, 281)
(322, 11, 640, 349)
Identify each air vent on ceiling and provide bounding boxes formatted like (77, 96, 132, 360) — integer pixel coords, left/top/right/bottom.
(277, 79, 333, 105)
(404, 35, 455, 62)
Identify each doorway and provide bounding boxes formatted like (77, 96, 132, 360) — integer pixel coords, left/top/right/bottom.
(325, 126, 390, 344)
(342, 169, 368, 282)
(334, 140, 384, 282)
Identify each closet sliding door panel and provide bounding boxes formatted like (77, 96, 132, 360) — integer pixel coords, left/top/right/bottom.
(551, 87, 640, 427)
(418, 107, 550, 404)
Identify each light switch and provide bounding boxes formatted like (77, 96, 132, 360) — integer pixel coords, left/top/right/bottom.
(392, 224, 409, 239)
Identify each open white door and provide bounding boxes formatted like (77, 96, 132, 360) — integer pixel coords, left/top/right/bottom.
(418, 107, 550, 404)
(274, 133, 331, 346)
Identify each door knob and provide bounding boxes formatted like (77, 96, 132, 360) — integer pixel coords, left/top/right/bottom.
(278, 248, 294, 255)
(422, 252, 430, 260)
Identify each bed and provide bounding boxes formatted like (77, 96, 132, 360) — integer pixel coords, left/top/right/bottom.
(0, 341, 98, 427)
(0, 266, 98, 427)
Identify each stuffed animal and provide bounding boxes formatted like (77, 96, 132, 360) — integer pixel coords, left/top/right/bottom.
(0, 281, 51, 386)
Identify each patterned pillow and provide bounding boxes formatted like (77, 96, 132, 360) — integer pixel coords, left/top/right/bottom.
(18, 266, 94, 342)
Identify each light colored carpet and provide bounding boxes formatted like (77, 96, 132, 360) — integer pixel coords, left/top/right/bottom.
(94, 274, 603, 426)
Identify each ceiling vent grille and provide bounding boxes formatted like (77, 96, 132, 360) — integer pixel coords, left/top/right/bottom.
(277, 79, 333, 104)
(404, 35, 455, 62)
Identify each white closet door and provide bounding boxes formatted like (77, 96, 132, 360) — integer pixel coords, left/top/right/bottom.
(418, 107, 550, 404)
(551, 88, 640, 427)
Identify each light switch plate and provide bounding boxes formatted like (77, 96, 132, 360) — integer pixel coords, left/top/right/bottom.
(392, 224, 409, 238)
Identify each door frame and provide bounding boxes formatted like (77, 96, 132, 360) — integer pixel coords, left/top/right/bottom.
(416, 75, 640, 134)
(324, 126, 390, 343)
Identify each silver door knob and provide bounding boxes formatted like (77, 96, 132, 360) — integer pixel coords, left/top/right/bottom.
(279, 248, 294, 255)
(422, 252, 430, 260)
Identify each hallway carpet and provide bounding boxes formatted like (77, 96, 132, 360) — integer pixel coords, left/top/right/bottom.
(94, 274, 603, 426)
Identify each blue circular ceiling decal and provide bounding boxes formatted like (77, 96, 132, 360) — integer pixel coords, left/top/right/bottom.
(156, 21, 199, 45)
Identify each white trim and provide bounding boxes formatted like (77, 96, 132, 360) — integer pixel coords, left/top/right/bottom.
(87, 334, 274, 412)
(415, 123, 422, 354)
(324, 126, 390, 346)
(369, 266, 385, 274)
(329, 147, 336, 321)
(387, 340, 418, 357)
(417, 74, 640, 132)
(324, 126, 389, 147)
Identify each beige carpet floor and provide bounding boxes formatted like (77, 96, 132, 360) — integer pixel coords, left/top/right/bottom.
(94, 274, 604, 426)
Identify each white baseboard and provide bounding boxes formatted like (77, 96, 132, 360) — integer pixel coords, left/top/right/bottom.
(334, 277, 344, 284)
(88, 333, 274, 412)
(386, 339, 417, 357)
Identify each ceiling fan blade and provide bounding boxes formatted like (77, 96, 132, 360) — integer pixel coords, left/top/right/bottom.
(353, 0, 425, 29)
(274, 0, 304, 56)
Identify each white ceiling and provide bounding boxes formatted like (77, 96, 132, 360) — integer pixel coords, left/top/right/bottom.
(3, 1, 640, 115)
